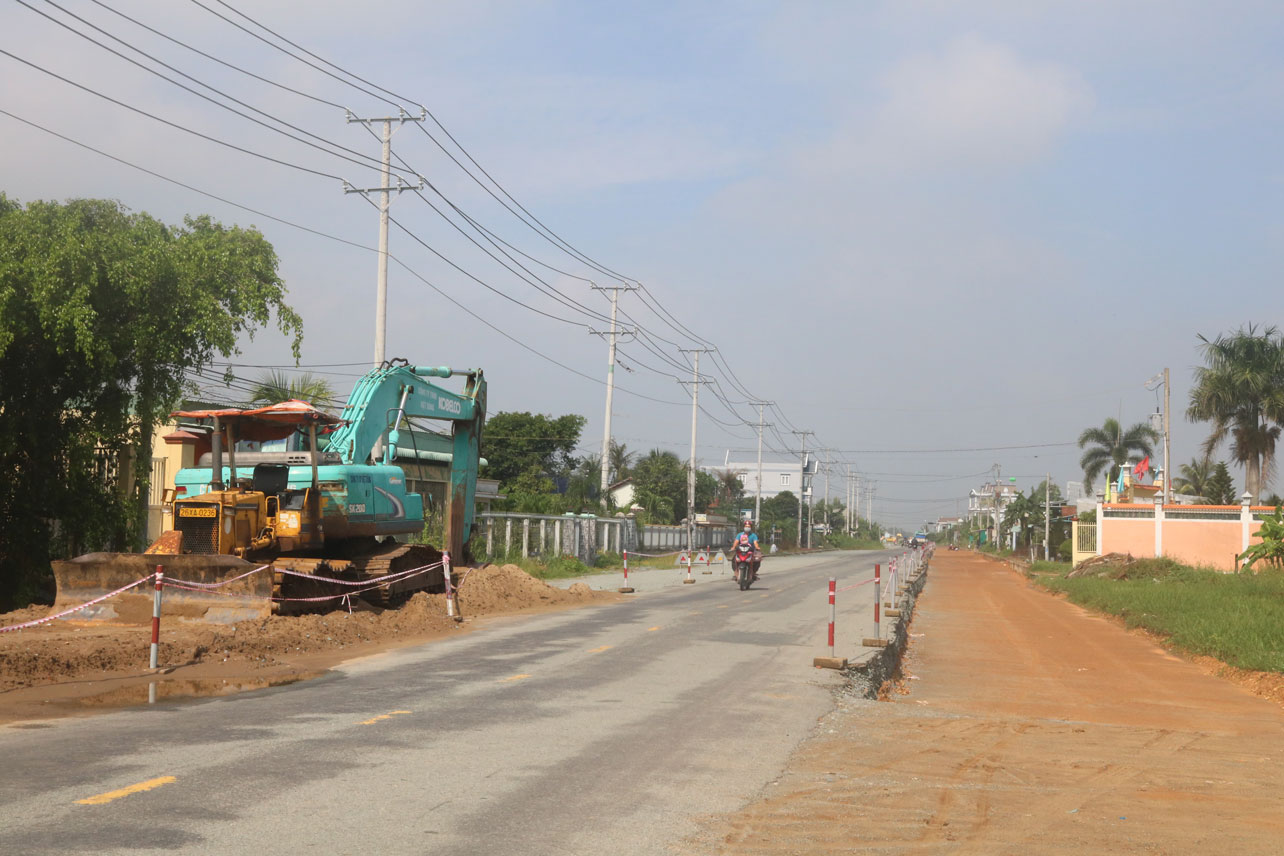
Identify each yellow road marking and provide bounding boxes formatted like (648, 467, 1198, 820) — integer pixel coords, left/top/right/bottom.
(588, 645, 612, 653)
(501, 674, 531, 682)
(77, 776, 176, 805)
(360, 710, 411, 725)
(716, 605, 729, 609)
(647, 626, 661, 631)
(760, 593, 769, 598)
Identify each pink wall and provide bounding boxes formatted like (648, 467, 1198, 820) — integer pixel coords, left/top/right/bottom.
(1106, 518, 1155, 559)
(1099, 505, 1268, 572)
(1163, 522, 1245, 571)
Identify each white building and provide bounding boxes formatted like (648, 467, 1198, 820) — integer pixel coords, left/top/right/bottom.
(701, 457, 803, 502)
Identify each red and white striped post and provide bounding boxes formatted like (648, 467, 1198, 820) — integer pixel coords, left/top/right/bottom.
(827, 577, 836, 656)
(683, 553, 694, 584)
(874, 563, 881, 636)
(149, 566, 164, 670)
(443, 551, 456, 619)
(619, 550, 634, 593)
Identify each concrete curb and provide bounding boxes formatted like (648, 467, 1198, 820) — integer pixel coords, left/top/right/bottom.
(841, 561, 929, 699)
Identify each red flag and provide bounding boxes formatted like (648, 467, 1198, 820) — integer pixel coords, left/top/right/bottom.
(1133, 456, 1150, 478)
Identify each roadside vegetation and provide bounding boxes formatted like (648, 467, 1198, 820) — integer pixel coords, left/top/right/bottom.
(478, 548, 625, 581)
(1029, 557, 1284, 673)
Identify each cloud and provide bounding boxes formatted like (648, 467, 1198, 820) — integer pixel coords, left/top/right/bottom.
(803, 35, 1093, 178)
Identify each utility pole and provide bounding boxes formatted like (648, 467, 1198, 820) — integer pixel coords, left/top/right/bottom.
(791, 430, 814, 549)
(1044, 472, 1051, 561)
(1145, 368, 1172, 505)
(991, 463, 1002, 549)
(590, 284, 636, 509)
(679, 349, 713, 553)
(750, 401, 772, 524)
(344, 108, 426, 367)
(1164, 367, 1171, 505)
(822, 450, 831, 521)
(844, 467, 851, 534)
(868, 483, 876, 537)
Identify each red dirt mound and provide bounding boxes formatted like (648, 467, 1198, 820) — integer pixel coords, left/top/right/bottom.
(0, 564, 619, 700)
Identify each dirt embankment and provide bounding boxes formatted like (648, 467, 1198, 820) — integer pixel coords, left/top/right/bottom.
(0, 565, 616, 720)
(683, 550, 1284, 855)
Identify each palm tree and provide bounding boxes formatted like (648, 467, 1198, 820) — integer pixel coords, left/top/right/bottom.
(1187, 324, 1284, 502)
(1172, 457, 1215, 499)
(713, 468, 745, 508)
(248, 370, 336, 410)
(1077, 417, 1159, 494)
(607, 440, 634, 484)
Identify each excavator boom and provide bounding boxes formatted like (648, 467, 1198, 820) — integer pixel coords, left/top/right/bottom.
(51, 360, 486, 623)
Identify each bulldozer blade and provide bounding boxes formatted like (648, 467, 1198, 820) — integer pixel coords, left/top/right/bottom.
(52, 553, 273, 624)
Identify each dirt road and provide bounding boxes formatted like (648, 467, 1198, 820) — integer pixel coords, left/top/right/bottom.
(687, 550, 1284, 855)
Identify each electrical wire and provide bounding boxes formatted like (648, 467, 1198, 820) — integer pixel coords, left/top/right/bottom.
(88, 0, 347, 110)
(23, 0, 403, 177)
(0, 48, 343, 181)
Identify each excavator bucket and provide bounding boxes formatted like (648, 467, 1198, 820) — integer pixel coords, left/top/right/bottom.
(51, 553, 273, 624)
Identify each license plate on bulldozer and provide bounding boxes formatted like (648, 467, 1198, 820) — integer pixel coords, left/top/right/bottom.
(179, 507, 218, 518)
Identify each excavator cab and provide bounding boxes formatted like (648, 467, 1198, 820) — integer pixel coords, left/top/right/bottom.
(53, 365, 486, 622)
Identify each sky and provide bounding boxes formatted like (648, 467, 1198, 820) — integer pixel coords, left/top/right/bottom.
(3, 0, 1282, 528)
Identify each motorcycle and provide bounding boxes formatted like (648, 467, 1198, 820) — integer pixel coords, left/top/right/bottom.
(733, 542, 758, 591)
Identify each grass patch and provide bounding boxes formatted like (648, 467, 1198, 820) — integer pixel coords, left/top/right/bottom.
(823, 534, 884, 550)
(1040, 563, 1284, 672)
(481, 548, 597, 580)
(1028, 560, 1071, 579)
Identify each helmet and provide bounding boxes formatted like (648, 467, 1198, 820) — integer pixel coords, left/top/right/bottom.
(743, 520, 753, 528)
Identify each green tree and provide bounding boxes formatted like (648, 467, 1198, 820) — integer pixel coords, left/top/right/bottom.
(481, 411, 586, 489)
(1077, 417, 1159, 493)
(759, 490, 800, 547)
(693, 469, 718, 514)
(1186, 324, 1284, 502)
(630, 449, 687, 524)
(1201, 461, 1238, 505)
(248, 369, 336, 410)
(0, 196, 301, 607)
(607, 440, 634, 484)
(709, 468, 745, 513)
(1173, 457, 1215, 500)
(561, 454, 601, 510)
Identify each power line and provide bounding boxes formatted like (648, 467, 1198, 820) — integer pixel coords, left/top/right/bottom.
(0, 47, 343, 181)
(88, 0, 346, 110)
(22, 0, 399, 176)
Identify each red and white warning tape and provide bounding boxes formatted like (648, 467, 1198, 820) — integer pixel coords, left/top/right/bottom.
(2, 559, 455, 629)
(160, 564, 273, 589)
(0, 573, 157, 633)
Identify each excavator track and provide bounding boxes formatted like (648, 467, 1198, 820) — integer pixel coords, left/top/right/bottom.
(351, 543, 447, 608)
(260, 544, 449, 615)
(270, 557, 356, 615)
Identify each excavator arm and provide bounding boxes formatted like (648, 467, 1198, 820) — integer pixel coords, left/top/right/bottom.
(323, 360, 486, 559)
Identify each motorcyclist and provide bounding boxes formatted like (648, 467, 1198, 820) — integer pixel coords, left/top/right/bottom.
(731, 520, 762, 580)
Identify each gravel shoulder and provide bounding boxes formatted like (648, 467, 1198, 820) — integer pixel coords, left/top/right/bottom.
(682, 550, 1284, 854)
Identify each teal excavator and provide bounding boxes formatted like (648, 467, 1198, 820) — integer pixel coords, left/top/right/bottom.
(52, 360, 485, 622)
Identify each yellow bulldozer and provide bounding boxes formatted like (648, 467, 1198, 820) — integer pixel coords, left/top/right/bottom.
(51, 361, 485, 623)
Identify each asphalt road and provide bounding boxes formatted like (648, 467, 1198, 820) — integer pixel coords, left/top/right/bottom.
(1, 548, 898, 856)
